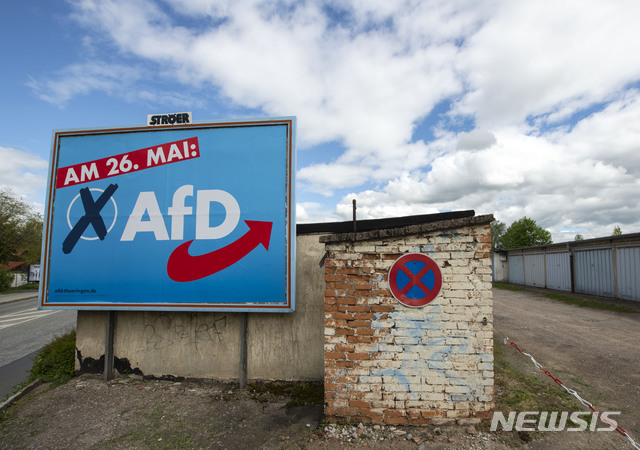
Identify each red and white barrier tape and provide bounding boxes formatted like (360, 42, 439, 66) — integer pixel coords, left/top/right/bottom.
(502, 335, 639, 450)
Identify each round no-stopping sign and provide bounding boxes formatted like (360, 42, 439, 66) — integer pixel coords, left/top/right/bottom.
(389, 253, 443, 307)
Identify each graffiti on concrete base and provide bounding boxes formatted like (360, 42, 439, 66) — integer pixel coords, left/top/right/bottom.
(144, 313, 227, 350)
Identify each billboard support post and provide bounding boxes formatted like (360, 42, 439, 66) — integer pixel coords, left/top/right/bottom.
(104, 311, 115, 381)
(239, 313, 248, 388)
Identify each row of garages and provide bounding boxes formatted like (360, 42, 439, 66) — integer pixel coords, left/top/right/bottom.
(492, 233, 640, 302)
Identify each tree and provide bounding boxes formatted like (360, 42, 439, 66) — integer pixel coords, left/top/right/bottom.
(574, 234, 584, 241)
(0, 189, 43, 265)
(612, 226, 622, 236)
(491, 220, 506, 251)
(500, 217, 552, 249)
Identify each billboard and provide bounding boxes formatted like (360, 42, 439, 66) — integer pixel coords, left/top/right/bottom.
(28, 264, 41, 283)
(39, 117, 295, 312)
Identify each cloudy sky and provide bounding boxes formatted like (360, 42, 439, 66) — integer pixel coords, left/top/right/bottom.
(2, 0, 640, 242)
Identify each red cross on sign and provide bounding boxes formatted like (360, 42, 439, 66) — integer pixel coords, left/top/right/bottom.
(389, 253, 443, 307)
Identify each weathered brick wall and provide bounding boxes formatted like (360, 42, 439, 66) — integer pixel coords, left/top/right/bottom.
(321, 215, 494, 425)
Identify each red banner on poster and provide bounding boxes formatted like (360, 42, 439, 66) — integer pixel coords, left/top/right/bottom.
(56, 137, 199, 188)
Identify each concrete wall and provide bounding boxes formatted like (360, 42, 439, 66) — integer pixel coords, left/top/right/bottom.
(321, 215, 495, 425)
(75, 233, 325, 381)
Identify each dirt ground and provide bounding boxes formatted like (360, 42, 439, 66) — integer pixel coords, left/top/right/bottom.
(0, 375, 509, 450)
(1, 286, 639, 449)
(492, 286, 640, 449)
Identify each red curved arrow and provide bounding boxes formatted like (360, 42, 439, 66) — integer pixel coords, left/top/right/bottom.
(167, 220, 272, 282)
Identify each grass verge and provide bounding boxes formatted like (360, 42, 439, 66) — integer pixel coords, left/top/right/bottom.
(490, 336, 581, 445)
(8, 283, 39, 292)
(493, 282, 525, 291)
(544, 293, 636, 313)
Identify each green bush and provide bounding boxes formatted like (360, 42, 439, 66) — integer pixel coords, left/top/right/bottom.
(11, 282, 39, 291)
(0, 268, 13, 292)
(29, 330, 76, 384)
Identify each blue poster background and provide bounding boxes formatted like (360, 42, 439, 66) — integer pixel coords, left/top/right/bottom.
(42, 120, 294, 310)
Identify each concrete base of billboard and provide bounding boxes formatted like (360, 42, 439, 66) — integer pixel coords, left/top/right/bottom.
(75, 234, 325, 381)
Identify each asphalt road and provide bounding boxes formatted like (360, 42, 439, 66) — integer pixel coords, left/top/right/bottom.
(0, 291, 77, 398)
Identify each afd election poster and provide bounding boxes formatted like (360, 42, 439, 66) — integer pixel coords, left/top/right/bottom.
(39, 117, 295, 312)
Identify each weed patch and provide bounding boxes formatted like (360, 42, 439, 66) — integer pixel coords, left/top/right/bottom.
(29, 330, 76, 385)
(248, 381, 323, 407)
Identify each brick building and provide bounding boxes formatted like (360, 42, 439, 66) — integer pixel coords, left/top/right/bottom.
(317, 210, 494, 424)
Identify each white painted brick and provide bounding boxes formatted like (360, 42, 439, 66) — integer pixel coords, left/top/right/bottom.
(335, 252, 361, 260)
(450, 298, 477, 306)
(353, 244, 377, 252)
(383, 384, 410, 392)
(394, 337, 420, 345)
(443, 274, 473, 283)
(395, 352, 419, 360)
(360, 376, 383, 383)
(371, 399, 396, 409)
(373, 320, 395, 328)
(419, 392, 446, 401)
(441, 290, 467, 299)
(451, 251, 475, 259)
(373, 260, 394, 269)
(362, 392, 383, 401)
(369, 360, 402, 370)
(375, 245, 400, 253)
(446, 259, 469, 267)
(449, 282, 475, 290)
(351, 384, 373, 392)
(349, 368, 372, 376)
(408, 384, 434, 392)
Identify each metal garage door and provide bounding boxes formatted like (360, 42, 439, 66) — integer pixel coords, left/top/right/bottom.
(617, 247, 640, 302)
(545, 252, 571, 291)
(524, 253, 545, 287)
(508, 254, 524, 285)
(574, 249, 614, 297)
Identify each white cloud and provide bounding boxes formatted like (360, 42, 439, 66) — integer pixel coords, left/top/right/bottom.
(63, 0, 466, 179)
(336, 91, 640, 242)
(27, 60, 206, 109)
(456, 129, 496, 151)
(0, 146, 48, 212)
(23, 1, 640, 241)
(27, 62, 141, 105)
(296, 202, 339, 223)
(456, 0, 640, 127)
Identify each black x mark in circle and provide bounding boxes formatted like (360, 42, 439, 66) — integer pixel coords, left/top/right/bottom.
(62, 184, 118, 254)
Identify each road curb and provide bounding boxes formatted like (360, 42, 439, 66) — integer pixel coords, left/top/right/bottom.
(0, 379, 42, 413)
(0, 293, 38, 306)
